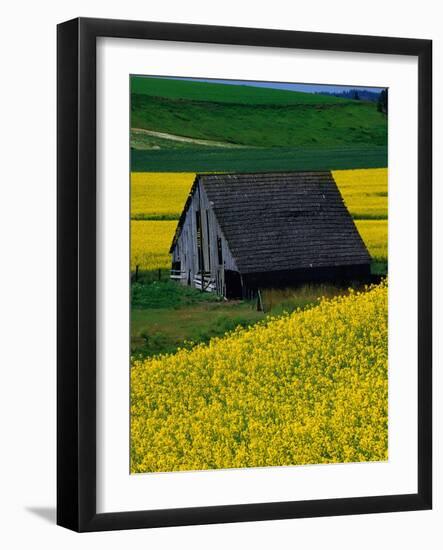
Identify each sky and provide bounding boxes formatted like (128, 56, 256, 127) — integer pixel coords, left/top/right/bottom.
(159, 76, 385, 94)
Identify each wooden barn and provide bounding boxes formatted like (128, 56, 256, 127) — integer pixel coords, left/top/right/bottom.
(169, 171, 371, 299)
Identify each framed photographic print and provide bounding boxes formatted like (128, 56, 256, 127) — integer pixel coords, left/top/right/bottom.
(57, 17, 432, 532)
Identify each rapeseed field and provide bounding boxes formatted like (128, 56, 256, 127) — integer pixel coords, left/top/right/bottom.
(131, 220, 177, 271)
(332, 168, 387, 219)
(131, 281, 388, 472)
(354, 220, 388, 263)
(130, 168, 388, 272)
(131, 172, 194, 220)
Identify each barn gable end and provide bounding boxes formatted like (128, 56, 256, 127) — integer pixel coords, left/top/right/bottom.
(170, 176, 237, 295)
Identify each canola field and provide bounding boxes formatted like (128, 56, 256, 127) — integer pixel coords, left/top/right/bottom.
(131, 220, 177, 271)
(354, 220, 388, 263)
(131, 281, 388, 472)
(131, 172, 194, 220)
(332, 168, 387, 220)
(130, 168, 389, 472)
(130, 168, 388, 271)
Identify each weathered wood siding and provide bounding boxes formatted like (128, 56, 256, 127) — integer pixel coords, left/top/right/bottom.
(172, 180, 237, 296)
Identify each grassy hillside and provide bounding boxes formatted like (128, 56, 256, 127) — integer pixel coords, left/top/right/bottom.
(131, 92, 387, 149)
(131, 76, 353, 105)
(131, 77, 387, 148)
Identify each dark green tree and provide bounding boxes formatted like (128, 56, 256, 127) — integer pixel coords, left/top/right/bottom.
(378, 89, 388, 114)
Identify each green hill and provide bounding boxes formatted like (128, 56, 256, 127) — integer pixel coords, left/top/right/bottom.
(131, 76, 353, 105)
(130, 77, 387, 171)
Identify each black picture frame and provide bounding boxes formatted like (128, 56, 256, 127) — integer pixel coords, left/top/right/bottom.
(57, 17, 432, 532)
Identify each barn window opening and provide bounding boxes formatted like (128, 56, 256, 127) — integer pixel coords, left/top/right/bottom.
(195, 210, 203, 272)
(217, 236, 223, 265)
(171, 261, 181, 280)
(205, 210, 211, 270)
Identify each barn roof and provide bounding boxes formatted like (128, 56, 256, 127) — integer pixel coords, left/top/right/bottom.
(171, 171, 371, 274)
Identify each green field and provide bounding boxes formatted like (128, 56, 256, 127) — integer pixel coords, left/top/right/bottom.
(131, 146, 387, 173)
(131, 279, 261, 357)
(131, 280, 365, 359)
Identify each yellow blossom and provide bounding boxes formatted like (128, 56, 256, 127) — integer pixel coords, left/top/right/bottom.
(131, 282, 388, 473)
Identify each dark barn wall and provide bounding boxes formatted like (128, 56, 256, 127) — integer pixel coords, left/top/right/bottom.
(242, 264, 372, 292)
(224, 270, 243, 299)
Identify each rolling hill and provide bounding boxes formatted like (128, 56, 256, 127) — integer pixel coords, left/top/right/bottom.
(131, 76, 354, 105)
(130, 76, 387, 172)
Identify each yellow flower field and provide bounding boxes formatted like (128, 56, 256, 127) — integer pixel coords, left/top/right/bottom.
(131, 281, 388, 473)
(333, 168, 387, 219)
(130, 169, 388, 220)
(131, 172, 194, 219)
(130, 169, 388, 272)
(131, 220, 177, 271)
(355, 220, 388, 263)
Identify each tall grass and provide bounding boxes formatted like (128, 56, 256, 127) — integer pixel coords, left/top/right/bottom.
(260, 283, 358, 314)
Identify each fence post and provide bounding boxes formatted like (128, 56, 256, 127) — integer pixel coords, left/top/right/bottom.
(257, 289, 264, 312)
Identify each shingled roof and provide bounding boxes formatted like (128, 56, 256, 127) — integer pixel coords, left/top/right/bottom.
(173, 171, 371, 274)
